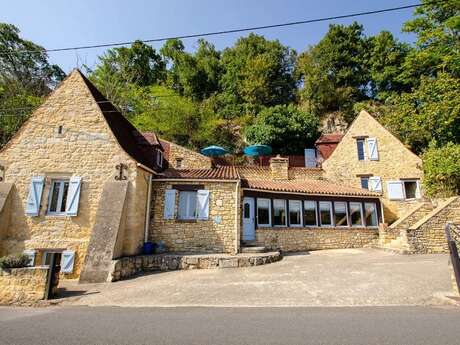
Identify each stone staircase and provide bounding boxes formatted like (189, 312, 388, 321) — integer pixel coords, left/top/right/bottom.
(378, 197, 460, 254)
(240, 241, 267, 254)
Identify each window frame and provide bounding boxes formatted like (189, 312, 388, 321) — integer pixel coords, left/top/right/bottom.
(319, 201, 334, 227)
(360, 176, 369, 190)
(177, 191, 198, 220)
(273, 199, 287, 227)
(402, 180, 420, 200)
(303, 200, 318, 227)
(356, 139, 366, 161)
(364, 202, 379, 228)
(47, 179, 70, 216)
(256, 198, 272, 227)
(333, 201, 349, 227)
(288, 200, 303, 227)
(349, 202, 364, 227)
(175, 158, 183, 169)
(156, 150, 163, 168)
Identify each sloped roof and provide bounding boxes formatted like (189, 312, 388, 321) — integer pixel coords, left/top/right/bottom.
(77, 70, 160, 171)
(159, 166, 240, 180)
(315, 133, 344, 144)
(241, 178, 379, 197)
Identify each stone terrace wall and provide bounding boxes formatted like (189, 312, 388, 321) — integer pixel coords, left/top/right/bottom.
(150, 181, 239, 254)
(0, 267, 48, 305)
(257, 227, 378, 252)
(406, 197, 460, 254)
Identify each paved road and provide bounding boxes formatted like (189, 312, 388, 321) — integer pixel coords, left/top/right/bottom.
(60, 249, 453, 307)
(1, 306, 459, 345)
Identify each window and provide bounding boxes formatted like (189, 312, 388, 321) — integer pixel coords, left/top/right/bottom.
(403, 180, 419, 199)
(364, 203, 378, 227)
(319, 201, 333, 226)
(356, 139, 365, 161)
(334, 201, 349, 226)
(304, 201, 318, 226)
(175, 158, 183, 169)
(178, 191, 197, 219)
(360, 177, 369, 190)
(350, 202, 363, 227)
(257, 198, 271, 227)
(273, 199, 287, 226)
(156, 150, 163, 168)
(48, 180, 69, 215)
(289, 200, 302, 227)
(41, 250, 62, 266)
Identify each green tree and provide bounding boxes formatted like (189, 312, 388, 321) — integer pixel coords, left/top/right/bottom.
(422, 142, 460, 197)
(382, 73, 460, 154)
(296, 22, 370, 119)
(244, 104, 319, 155)
(220, 34, 296, 116)
(401, 0, 460, 83)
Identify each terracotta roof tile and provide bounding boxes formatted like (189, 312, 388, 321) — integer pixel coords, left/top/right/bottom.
(315, 133, 344, 144)
(158, 166, 240, 180)
(241, 178, 379, 197)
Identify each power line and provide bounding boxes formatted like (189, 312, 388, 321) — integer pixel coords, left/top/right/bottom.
(0, 0, 447, 56)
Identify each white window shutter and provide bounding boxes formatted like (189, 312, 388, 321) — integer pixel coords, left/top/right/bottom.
(23, 250, 36, 267)
(196, 190, 210, 220)
(65, 176, 82, 216)
(369, 176, 382, 192)
(60, 250, 75, 273)
(304, 149, 317, 168)
(415, 181, 422, 199)
(367, 138, 379, 160)
(164, 189, 177, 219)
(25, 176, 45, 216)
(387, 181, 405, 200)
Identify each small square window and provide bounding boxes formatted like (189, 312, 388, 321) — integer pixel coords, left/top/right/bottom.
(403, 181, 418, 199)
(356, 139, 365, 161)
(48, 180, 69, 215)
(360, 177, 369, 189)
(175, 158, 183, 169)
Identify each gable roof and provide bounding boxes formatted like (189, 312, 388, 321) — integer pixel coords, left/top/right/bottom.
(76, 70, 160, 172)
(315, 133, 344, 144)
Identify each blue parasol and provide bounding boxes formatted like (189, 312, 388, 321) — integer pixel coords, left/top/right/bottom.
(201, 145, 228, 157)
(243, 145, 272, 157)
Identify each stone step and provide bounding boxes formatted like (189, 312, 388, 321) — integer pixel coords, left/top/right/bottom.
(241, 246, 267, 254)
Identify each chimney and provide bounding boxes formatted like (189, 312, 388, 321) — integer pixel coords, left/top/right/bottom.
(270, 155, 289, 180)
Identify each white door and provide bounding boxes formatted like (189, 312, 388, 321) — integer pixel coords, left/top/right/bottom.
(242, 197, 255, 241)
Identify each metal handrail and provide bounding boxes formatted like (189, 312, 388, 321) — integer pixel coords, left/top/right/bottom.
(445, 222, 460, 294)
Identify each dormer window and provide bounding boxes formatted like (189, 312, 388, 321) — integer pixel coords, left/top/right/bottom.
(156, 150, 163, 168)
(175, 158, 183, 169)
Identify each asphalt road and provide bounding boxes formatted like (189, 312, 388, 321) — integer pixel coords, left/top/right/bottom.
(1, 306, 459, 345)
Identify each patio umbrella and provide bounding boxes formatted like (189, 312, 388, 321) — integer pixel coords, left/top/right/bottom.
(243, 145, 272, 157)
(200, 145, 228, 157)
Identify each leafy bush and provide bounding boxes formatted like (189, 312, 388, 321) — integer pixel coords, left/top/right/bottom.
(0, 254, 31, 269)
(422, 142, 460, 197)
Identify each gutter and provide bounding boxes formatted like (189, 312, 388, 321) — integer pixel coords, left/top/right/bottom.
(153, 178, 238, 183)
(136, 162, 160, 175)
(242, 188, 380, 199)
(144, 173, 153, 243)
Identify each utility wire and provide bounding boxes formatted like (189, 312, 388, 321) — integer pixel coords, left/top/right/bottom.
(0, 0, 447, 56)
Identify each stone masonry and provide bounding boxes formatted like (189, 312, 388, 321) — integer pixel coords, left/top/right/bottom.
(150, 181, 239, 254)
(322, 110, 423, 223)
(163, 139, 212, 169)
(0, 70, 150, 278)
(0, 267, 48, 305)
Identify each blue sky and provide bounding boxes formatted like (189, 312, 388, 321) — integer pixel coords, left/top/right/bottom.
(1, 0, 418, 73)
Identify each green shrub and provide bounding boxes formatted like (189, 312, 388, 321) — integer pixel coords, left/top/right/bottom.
(0, 254, 31, 269)
(422, 142, 460, 198)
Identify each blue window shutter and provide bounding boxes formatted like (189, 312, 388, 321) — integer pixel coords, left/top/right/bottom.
(65, 176, 82, 216)
(60, 250, 75, 273)
(197, 190, 210, 220)
(25, 176, 45, 216)
(164, 189, 177, 219)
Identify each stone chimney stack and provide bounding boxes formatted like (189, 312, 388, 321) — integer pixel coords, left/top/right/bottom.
(270, 155, 289, 180)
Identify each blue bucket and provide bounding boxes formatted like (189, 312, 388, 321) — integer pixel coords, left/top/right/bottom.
(142, 242, 154, 255)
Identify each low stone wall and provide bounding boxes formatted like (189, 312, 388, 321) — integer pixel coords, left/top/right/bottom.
(109, 252, 281, 282)
(0, 267, 48, 305)
(256, 227, 378, 252)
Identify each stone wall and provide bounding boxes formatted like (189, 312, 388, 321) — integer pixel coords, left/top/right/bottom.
(163, 139, 212, 169)
(256, 227, 378, 252)
(0, 71, 149, 278)
(322, 110, 423, 223)
(109, 252, 281, 281)
(150, 181, 239, 254)
(0, 267, 48, 305)
(406, 197, 460, 254)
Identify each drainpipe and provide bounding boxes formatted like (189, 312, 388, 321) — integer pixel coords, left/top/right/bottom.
(234, 180, 241, 254)
(144, 173, 153, 243)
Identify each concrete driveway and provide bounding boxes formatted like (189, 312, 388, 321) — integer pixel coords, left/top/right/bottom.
(59, 249, 454, 307)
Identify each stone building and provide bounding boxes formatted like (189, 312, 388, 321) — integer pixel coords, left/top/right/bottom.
(322, 110, 423, 223)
